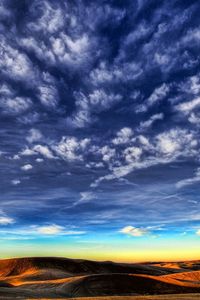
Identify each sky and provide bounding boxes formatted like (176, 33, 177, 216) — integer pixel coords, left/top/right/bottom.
(1, 0, 200, 262)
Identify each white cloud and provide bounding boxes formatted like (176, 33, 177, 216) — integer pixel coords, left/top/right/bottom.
(154, 53, 170, 66)
(88, 90, 122, 112)
(182, 27, 200, 44)
(176, 168, 200, 189)
(100, 146, 116, 163)
(28, 1, 64, 34)
(124, 146, 142, 163)
(0, 37, 35, 81)
(188, 112, 200, 124)
(12, 154, 20, 160)
(36, 224, 64, 235)
(21, 144, 55, 159)
(34, 224, 86, 236)
(0, 97, 32, 115)
(73, 191, 96, 207)
(38, 85, 59, 108)
(90, 61, 122, 85)
(0, 225, 86, 237)
(79, 192, 96, 203)
(0, 216, 15, 225)
(91, 128, 197, 187)
(20, 36, 56, 66)
(26, 129, 43, 144)
(33, 145, 55, 159)
(19, 112, 40, 125)
(157, 134, 179, 155)
(136, 84, 169, 113)
(11, 179, 21, 186)
(67, 90, 122, 128)
(139, 113, 164, 130)
(36, 158, 44, 163)
(0, 1, 11, 19)
(21, 148, 37, 156)
(156, 129, 196, 156)
(51, 33, 92, 68)
(147, 84, 170, 106)
(135, 83, 170, 113)
(138, 135, 150, 147)
(54, 136, 90, 161)
(196, 229, 200, 236)
(21, 164, 33, 171)
(112, 127, 133, 145)
(189, 76, 200, 95)
(175, 97, 200, 114)
(120, 226, 149, 237)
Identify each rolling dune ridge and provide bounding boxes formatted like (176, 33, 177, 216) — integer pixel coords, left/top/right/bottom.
(0, 257, 200, 299)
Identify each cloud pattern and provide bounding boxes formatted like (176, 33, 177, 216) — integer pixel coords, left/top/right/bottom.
(1, 0, 200, 241)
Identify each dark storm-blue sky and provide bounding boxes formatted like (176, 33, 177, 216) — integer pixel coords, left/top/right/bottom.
(1, 0, 200, 240)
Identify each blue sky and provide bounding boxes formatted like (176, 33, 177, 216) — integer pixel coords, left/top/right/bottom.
(1, 0, 200, 261)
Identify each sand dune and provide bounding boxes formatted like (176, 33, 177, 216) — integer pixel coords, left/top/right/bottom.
(0, 257, 200, 299)
(161, 270, 200, 285)
(150, 261, 200, 271)
(0, 257, 175, 277)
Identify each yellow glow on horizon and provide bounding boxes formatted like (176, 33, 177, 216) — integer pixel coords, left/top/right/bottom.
(1, 244, 200, 263)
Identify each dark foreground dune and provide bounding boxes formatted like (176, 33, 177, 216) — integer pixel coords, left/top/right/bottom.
(0, 257, 200, 299)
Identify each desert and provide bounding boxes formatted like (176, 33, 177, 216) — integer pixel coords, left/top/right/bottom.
(0, 257, 200, 299)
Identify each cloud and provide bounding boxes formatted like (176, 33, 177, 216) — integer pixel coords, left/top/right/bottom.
(72, 191, 97, 207)
(0, 97, 32, 115)
(120, 226, 149, 237)
(91, 128, 197, 187)
(36, 224, 64, 235)
(147, 84, 170, 106)
(196, 229, 200, 236)
(67, 90, 122, 128)
(37, 85, 59, 108)
(36, 158, 44, 163)
(0, 37, 35, 82)
(26, 129, 43, 143)
(11, 179, 21, 186)
(21, 144, 55, 160)
(18, 112, 40, 125)
(136, 84, 170, 113)
(21, 164, 33, 171)
(139, 113, 164, 131)
(54, 136, 90, 161)
(112, 127, 133, 145)
(50, 33, 92, 69)
(80, 192, 95, 202)
(99, 146, 116, 163)
(33, 145, 55, 159)
(124, 146, 142, 163)
(176, 168, 200, 189)
(27, 1, 65, 34)
(175, 97, 200, 114)
(188, 112, 200, 125)
(21, 148, 36, 156)
(156, 129, 196, 156)
(0, 216, 15, 225)
(1, 0, 200, 242)
(0, 225, 86, 237)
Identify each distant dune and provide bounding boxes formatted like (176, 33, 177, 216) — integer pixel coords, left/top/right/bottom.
(0, 257, 200, 299)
